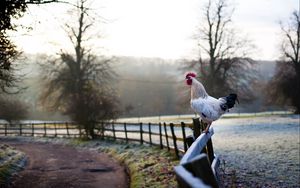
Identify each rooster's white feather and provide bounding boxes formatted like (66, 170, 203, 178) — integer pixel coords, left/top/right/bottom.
(185, 73, 238, 126)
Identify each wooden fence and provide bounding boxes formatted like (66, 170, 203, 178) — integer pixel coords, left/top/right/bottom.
(174, 119, 220, 188)
(0, 118, 221, 187)
(0, 120, 197, 158)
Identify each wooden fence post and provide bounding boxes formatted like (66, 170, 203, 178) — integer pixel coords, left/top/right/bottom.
(200, 120, 215, 164)
(191, 119, 208, 154)
(159, 122, 163, 149)
(184, 118, 201, 148)
(163, 122, 170, 151)
(19, 124, 22, 136)
(112, 122, 116, 140)
(182, 154, 219, 188)
(206, 138, 215, 164)
(186, 135, 195, 148)
(200, 120, 208, 133)
(101, 122, 105, 139)
(54, 123, 57, 137)
(181, 122, 188, 152)
(4, 124, 7, 136)
(148, 123, 152, 145)
(192, 118, 201, 138)
(139, 123, 143, 144)
(124, 123, 128, 142)
(79, 126, 82, 138)
(170, 123, 179, 158)
(66, 122, 70, 137)
(31, 123, 34, 136)
(44, 123, 47, 137)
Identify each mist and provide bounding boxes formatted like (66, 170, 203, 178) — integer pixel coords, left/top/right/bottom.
(13, 54, 283, 121)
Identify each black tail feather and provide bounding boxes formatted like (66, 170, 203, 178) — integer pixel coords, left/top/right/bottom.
(220, 93, 238, 111)
(226, 93, 238, 108)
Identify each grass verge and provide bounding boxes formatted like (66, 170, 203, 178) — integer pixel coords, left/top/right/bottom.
(0, 144, 26, 187)
(71, 139, 179, 188)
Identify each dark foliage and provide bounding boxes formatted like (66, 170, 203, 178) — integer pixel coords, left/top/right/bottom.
(0, 32, 20, 92)
(0, 0, 58, 93)
(0, 1, 26, 31)
(267, 62, 300, 113)
(266, 11, 300, 113)
(0, 96, 28, 124)
(0, 1, 25, 92)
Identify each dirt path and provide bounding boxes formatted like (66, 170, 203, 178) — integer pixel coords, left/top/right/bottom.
(1, 140, 129, 188)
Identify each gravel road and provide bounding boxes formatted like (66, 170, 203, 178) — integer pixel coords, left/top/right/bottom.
(0, 139, 129, 188)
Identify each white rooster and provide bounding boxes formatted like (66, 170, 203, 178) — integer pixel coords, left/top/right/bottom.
(185, 72, 239, 133)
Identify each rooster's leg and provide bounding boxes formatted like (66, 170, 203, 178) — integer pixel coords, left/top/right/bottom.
(204, 123, 211, 134)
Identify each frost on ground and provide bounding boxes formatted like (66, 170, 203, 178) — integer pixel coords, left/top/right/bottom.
(0, 144, 26, 187)
(212, 115, 300, 188)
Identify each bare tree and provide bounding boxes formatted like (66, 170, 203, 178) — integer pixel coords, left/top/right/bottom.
(40, 0, 119, 138)
(280, 11, 300, 65)
(183, 0, 256, 101)
(267, 11, 300, 113)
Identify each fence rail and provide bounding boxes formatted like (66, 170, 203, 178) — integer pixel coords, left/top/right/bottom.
(0, 120, 194, 158)
(174, 119, 220, 188)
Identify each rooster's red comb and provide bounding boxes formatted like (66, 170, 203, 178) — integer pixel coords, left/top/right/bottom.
(185, 72, 197, 79)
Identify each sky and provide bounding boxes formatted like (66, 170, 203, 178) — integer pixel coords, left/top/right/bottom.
(9, 0, 298, 60)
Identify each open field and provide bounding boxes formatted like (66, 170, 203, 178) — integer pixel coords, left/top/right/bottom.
(116, 111, 293, 124)
(213, 115, 300, 187)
